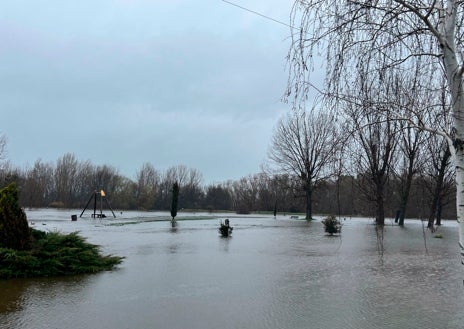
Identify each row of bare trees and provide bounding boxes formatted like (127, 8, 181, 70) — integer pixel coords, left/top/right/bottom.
(285, 0, 464, 261)
(0, 154, 206, 211)
(0, 148, 455, 221)
(266, 103, 454, 226)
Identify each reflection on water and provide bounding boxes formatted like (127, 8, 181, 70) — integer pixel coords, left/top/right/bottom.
(1, 210, 463, 329)
(0, 279, 29, 314)
(0, 275, 92, 329)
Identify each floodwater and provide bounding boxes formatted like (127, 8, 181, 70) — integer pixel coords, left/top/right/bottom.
(1, 209, 464, 329)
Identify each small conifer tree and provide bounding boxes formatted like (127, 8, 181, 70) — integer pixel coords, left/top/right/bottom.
(0, 183, 31, 250)
(170, 182, 179, 220)
(321, 215, 342, 236)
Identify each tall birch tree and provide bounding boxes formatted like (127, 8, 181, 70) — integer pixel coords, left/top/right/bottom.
(288, 0, 464, 263)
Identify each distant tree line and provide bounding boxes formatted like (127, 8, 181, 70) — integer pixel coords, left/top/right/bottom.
(0, 152, 455, 220)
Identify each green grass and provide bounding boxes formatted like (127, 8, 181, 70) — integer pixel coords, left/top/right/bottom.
(0, 229, 123, 279)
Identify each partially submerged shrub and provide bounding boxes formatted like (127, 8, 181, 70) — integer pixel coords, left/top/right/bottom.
(0, 183, 123, 279)
(0, 228, 123, 279)
(321, 215, 342, 235)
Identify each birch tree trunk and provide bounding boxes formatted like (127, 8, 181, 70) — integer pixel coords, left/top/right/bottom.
(441, 0, 464, 262)
(453, 143, 464, 261)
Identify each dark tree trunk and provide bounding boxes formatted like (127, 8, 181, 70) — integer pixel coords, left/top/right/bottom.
(305, 185, 312, 220)
(428, 148, 451, 229)
(436, 200, 443, 226)
(428, 192, 440, 229)
(375, 183, 385, 226)
(398, 160, 415, 226)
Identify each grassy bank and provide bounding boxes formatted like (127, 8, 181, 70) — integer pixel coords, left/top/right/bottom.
(0, 228, 123, 279)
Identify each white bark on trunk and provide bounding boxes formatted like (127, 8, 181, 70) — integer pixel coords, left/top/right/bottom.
(455, 148, 464, 262)
(442, 0, 464, 263)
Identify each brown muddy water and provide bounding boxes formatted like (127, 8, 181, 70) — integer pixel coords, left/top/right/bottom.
(1, 209, 463, 329)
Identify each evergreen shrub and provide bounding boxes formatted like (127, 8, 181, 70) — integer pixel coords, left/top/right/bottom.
(321, 215, 342, 235)
(0, 229, 123, 279)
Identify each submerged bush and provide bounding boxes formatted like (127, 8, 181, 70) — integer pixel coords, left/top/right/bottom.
(0, 182, 123, 279)
(0, 229, 123, 279)
(321, 215, 342, 235)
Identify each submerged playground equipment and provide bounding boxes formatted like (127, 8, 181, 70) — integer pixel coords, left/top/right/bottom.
(80, 189, 116, 218)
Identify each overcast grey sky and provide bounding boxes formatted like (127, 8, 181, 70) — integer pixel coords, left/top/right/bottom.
(0, 0, 296, 185)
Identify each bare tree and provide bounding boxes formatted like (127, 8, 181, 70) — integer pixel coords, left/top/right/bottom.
(231, 175, 259, 214)
(73, 160, 96, 205)
(423, 134, 454, 229)
(165, 165, 190, 186)
(164, 165, 203, 209)
(54, 153, 78, 207)
(331, 59, 402, 225)
(394, 123, 426, 225)
(393, 71, 435, 225)
(268, 108, 339, 220)
(155, 165, 204, 210)
(136, 163, 160, 210)
(204, 183, 233, 211)
(288, 0, 464, 259)
(22, 160, 54, 207)
(345, 99, 399, 225)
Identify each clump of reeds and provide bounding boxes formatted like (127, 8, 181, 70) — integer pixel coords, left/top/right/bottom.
(0, 228, 123, 279)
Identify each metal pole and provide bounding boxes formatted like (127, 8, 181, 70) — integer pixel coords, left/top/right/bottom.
(93, 191, 97, 218)
(104, 197, 117, 218)
(80, 192, 95, 217)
